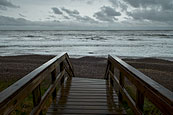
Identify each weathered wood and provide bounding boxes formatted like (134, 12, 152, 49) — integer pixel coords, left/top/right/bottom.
(64, 64, 73, 77)
(104, 60, 110, 79)
(47, 77, 126, 114)
(65, 54, 75, 77)
(31, 70, 65, 115)
(118, 72, 124, 102)
(109, 71, 142, 115)
(110, 61, 114, 85)
(0, 52, 74, 115)
(136, 89, 144, 112)
(32, 85, 41, 107)
(60, 61, 65, 84)
(105, 55, 173, 115)
(51, 69, 56, 99)
(32, 85, 42, 115)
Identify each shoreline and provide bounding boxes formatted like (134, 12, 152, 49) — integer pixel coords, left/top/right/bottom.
(1, 54, 173, 62)
(0, 55, 172, 92)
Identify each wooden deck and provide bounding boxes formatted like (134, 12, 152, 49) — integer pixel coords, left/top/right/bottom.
(47, 77, 126, 115)
(0, 53, 172, 115)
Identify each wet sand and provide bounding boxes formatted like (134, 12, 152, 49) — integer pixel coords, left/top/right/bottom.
(0, 55, 172, 92)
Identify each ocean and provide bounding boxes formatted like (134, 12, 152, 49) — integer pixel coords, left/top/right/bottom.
(0, 30, 173, 60)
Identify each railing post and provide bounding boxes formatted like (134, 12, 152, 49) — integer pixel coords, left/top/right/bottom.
(136, 89, 144, 112)
(60, 61, 65, 84)
(32, 85, 42, 115)
(51, 69, 57, 99)
(104, 60, 110, 80)
(110, 62, 114, 85)
(118, 72, 124, 102)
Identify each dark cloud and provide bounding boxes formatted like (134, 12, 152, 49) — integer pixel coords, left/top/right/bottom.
(109, 0, 173, 24)
(128, 9, 173, 23)
(109, 0, 128, 11)
(123, 0, 173, 10)
(73, 15, 97, 23)
(0, 0, 19, 10)
(0, 15, 99, 30)
(63, 15, 70, 19)
(60, 7, 97, 23)
(0, 16, 31, 25)
(51, 7, 63, 14)
(61, 7, 79, 16)
(19, 13, 26, 17)
(93, 6, 121, 22)
(0, 5, 7, 10)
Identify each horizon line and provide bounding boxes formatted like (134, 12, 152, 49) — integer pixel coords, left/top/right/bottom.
(0, 29, 173, 31)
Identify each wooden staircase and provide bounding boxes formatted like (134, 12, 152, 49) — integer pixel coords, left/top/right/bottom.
(47, 77, 126, 115)
(0, 52, 172, 115)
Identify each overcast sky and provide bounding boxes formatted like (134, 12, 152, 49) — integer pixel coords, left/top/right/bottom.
(0, 0, 173, 30)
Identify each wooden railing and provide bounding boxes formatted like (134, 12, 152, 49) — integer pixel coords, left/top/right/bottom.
(105, 55, 173, 115)
(0, 52, 75, 115)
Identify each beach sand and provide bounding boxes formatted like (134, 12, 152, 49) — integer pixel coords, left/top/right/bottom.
(0, 55, 172, 92)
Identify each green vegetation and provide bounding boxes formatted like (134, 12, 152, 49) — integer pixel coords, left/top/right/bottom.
(123, 85, 162, 115)
(0, 79, 53, 115)
(0, 80, 16, 92)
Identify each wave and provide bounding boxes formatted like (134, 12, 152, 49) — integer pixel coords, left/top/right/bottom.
(9, 35, 44, 38)
(23, 35, 43, 37)
(142, 34, 173, 37)
(79, 36, 107, 40)
(0, 44, 146, 48)
(128, 33, 173, 37)
(53, 33, 92, 36)
(127, 38, 142, 41)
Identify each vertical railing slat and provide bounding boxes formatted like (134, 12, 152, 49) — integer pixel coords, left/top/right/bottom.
(32, 85, 42, 115)
(110, 62, 114, 85)
(136, 89, 144, 112)
(51, 69, 57, 99)
(60, 61, 65, 84)
(118, 72, 124, 102)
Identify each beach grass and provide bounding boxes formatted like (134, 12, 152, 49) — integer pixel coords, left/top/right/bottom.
(123, 85, 162, 115)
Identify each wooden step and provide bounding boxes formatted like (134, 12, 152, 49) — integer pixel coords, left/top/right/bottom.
(47, 77, 126, 115)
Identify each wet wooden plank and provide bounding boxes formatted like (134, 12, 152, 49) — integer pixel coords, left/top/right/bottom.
(47, 109, 123, 114)
(47, 77, 126, 115)
(56, 95, 118, 99)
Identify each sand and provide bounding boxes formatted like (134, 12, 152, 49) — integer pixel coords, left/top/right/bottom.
(0, 55, 172, 92)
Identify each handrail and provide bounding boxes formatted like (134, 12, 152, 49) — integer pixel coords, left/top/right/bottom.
(105, 55, 173, 115)
(0, 52, 75, 115)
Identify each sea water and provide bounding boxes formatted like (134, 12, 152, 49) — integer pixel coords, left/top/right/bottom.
(0, 30, 173, 60)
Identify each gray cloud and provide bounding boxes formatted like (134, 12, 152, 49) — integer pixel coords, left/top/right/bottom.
(86, 0, 94, 5)
(128, 9, 173, 23)
(93, 6, 121, 22)
(0, 15, 99, 30)
(109, 0, 128, 11)
(0, 0, 19, 10)
(0, 16, 31, 25)
(123, 0, 173, 10)
(63, 15, 70, 19)
(0, 5, 7, 10)
(109, 0, 173, 24)
(61, 7, 79, 16)
(51, 7, 63, 14)
(73, 15, 97, 23)
(19, 13, 26, 17)
(49, 15, 56, 18)
(60, 7, 97, 23)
